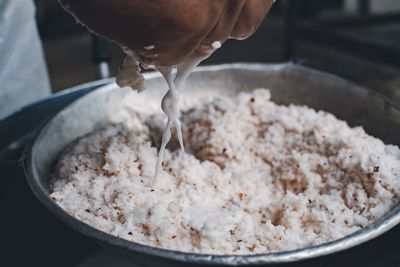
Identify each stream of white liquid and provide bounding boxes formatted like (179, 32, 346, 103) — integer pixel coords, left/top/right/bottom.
(153, 54, 210, 184)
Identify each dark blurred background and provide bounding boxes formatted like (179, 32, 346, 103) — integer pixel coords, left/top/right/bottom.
(35, 0, 400, 104)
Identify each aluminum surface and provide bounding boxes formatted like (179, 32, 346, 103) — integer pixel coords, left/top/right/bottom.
(23, 63, 400, 267)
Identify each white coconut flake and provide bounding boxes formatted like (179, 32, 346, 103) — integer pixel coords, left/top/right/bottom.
(211, 41, 221, 50)
(144, 45, 155, 50)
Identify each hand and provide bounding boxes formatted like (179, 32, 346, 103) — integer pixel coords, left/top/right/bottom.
(60, 0, 274, 67)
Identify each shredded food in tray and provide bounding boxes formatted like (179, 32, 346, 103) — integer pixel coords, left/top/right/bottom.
(51, 89, 400, 254)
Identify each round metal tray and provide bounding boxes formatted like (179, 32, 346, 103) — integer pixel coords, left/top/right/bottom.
(23, 63, 400, 267)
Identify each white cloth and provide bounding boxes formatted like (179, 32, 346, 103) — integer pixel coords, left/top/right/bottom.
(0, 0, 50, 120)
